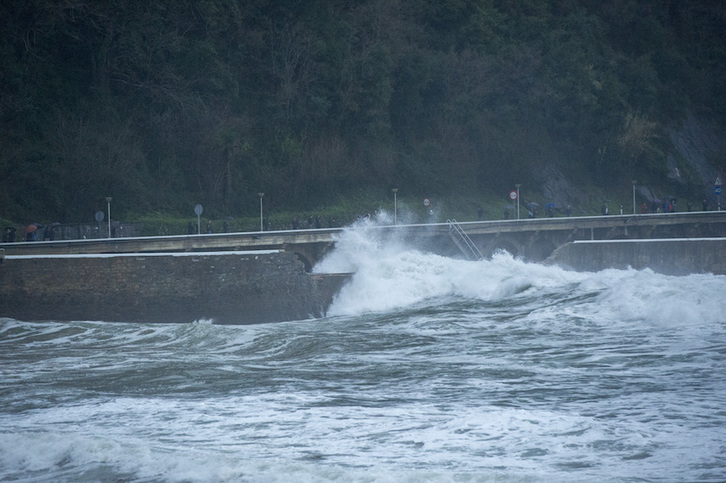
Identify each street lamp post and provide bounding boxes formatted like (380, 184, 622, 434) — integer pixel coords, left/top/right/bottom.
(258, 193, 264, 231)
(392, 188, 398, 224)
(515, 184, 521, 219)
(632, 180, 637, 214)
(105, 197, 112, 238)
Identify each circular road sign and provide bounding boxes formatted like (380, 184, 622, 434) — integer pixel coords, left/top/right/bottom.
(95, 210, 104, 223)
(194, 204, 203, 216)
(423, 198, 431, 207)
(509, 190, 518, 200)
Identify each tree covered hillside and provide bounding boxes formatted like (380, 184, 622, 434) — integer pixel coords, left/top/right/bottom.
(1, 0, 725, 222)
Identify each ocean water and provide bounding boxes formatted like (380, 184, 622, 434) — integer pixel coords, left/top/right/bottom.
(1, 221, 725, 482)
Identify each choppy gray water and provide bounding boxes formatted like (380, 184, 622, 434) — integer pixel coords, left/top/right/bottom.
(1, 223, 725, 482)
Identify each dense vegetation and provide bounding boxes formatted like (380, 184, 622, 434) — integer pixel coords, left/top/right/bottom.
(2, 0, 725, 224)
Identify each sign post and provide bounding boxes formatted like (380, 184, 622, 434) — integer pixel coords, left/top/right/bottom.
(509, 190, 518, 220)
(423, 198, 433, 221)
(194, 204, 203, 234)
(95, 210, 104, 238)
(514, 184, 521, 219)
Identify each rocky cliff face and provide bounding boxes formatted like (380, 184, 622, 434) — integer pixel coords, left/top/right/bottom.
(667, 113, 726, 196)
(533, 113, 726, 215)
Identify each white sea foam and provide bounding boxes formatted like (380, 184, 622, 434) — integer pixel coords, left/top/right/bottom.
(0, 391, 712, 482)
(315, 217, 726, 328)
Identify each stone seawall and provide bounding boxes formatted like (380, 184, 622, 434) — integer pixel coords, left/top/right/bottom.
(0, 250, 350, 324)
(545, 238, 726, 275)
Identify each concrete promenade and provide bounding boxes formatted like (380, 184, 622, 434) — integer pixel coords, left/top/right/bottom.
(2, 211, 725, 265)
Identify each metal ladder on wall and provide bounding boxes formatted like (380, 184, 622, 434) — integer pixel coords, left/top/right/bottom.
(447, 219, 483, 261)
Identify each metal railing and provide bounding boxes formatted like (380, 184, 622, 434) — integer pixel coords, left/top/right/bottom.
(448, 219, 483, 261)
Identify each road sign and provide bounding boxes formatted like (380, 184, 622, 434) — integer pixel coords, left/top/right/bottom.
(95, 211, 104, 223)
(716, 186, 722, 195)
(509, 190, 518, 200)
(423, 198, 430, 207)
(194, 204, 203, 234)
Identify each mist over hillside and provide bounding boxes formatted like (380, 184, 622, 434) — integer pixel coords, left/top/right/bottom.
(1, 0, 725, 223)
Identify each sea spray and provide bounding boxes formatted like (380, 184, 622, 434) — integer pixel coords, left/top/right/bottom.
(314, 217, 726, 328)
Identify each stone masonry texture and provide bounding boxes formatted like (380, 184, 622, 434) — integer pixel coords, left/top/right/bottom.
(0, 251, 349, 324)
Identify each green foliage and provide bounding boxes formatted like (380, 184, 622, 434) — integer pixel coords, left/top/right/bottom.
(1, 0, 725, 223)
